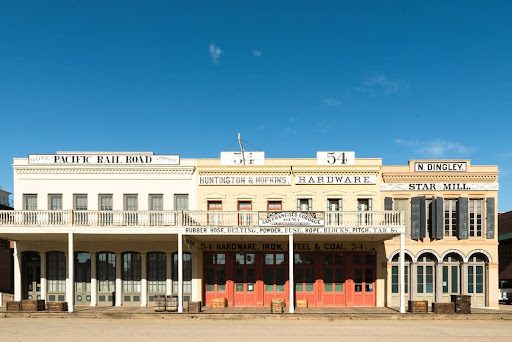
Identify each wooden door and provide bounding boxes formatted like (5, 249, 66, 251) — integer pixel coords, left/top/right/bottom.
(351, 253, 376, 306)
(294, 253, 316, 306)
(263, 253, 288, 306)
(234, 253, 257, 306)
(320, 253, 346, 306)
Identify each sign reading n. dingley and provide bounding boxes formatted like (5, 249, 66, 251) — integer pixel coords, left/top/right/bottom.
(381, 183, 499, 191)
(29, 154, 180, 165)
(259, 211, 324, 227)
(199, 175, 291, 186)
(415, 162, 467, 172)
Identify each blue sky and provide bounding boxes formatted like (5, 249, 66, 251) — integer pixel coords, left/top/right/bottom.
(0, 1, 511, 211)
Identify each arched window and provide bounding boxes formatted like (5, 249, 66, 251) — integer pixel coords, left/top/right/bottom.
(147, 252, 166, 293)
(391, 253, 412, 295)
(97, 252, 116, 293)
(467, 253, 488, 306)
(122, 252, 141, 293)
(47, 251, 66, 293)
(416, 253, 436, 298)
(442, 253, 463, 295)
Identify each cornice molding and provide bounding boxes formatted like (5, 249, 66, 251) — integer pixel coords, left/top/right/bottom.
(15, 166, 196, 175)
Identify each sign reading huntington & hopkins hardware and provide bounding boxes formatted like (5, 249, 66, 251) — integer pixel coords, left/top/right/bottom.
(29, 154, 180, 165)
(259, 211, 324, 227)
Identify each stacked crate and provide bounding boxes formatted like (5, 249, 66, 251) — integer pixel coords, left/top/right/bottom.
(21, 299, 46, 311)
(451, 295, 471, 314)
(296, 299, 308, 308)
(48, 302, 68, 312)
(211, 298, 227, 308)
(271, 298, 285, 313)
(188, 301, 202, 313)
(408, 300, 428, 313)
(432, 302, 454, 314)
(6, 301, 21, 312)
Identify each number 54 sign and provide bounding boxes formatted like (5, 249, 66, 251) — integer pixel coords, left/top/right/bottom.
(317, 151, 355, 165)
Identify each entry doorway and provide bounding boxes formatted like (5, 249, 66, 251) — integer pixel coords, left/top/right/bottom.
(234, 253, 257, 306)
(22, 252, 41, 300)
(75, 252, 91, 304)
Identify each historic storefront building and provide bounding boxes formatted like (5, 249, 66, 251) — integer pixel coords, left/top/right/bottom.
(0, 151, 499, 312)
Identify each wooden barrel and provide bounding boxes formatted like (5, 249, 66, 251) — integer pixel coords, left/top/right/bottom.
(166, 295, 178, 312)
(153, 295, 166, 312)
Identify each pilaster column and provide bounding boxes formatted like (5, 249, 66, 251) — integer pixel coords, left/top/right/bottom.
(410, 262, 418, 300)
(40, 253, 46, 301)
(166, 253, 172, 296)
(115, 253, 122, 306)
(67, 232, 74, 313)
(141, 253, 147, 306)
(178, 233, 183, 313)
(399, 233, 405, 314)
(435, 262, 443, 302)
(289, 234, 294, 313)
(14, 241, 21, 301)
(461, 262, 468, 295)
(90, 253, 97, 306)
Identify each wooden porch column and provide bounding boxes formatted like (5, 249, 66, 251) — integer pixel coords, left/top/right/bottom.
(90, 252, 97, 306)
(14, 241, 22, 301)
(67, 232, 74, 313)
(40, 253, 47, 301)
(178, 232, 183, 313)
(399, 232, 405, 314)
(288, 234, 294, 313)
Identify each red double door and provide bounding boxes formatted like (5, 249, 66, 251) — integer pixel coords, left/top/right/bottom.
(204, 252, 375, 307)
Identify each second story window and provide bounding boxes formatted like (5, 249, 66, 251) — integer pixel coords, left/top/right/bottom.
(469, 199, 483, 237)
(175, 194, 189, 211)
(297, 199, 312, 211)
(208, 201, 222, 210)
(268, 201, 282, 211)
(24, 194, 37, 210)
(149, 194, 163, 211)
(124, 195, 138, 211)
(74, 195, 88, 211)
(99, 195, 113, 211)
(49, 195, 62, 210)
(444, 199, 458, 237)
(327, 199, 342, 211)
(238, 201, 252, 211)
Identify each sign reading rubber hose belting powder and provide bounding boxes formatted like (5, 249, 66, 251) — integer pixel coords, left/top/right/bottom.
(184, 226, 405, 235)
(259, 212, 324, 227)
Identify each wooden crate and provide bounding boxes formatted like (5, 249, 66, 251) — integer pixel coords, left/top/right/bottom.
(296, 299, 308, 308)
(6, 301, 21, 312)
(432, 302, 454, 314)
(188, 301, 202, 313)
(21, 299, 46, 311)
(48, 302, 68, 312)
(271, 298, 285, 314)
(408, 300, 428, 313)
(457, 303, 471, 314)
(211, 298, 227, 308)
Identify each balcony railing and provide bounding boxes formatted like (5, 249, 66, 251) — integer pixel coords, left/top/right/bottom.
(0, 210, 404, 228)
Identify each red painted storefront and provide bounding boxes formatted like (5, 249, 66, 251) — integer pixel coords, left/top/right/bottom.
(204, 251, 376, 307)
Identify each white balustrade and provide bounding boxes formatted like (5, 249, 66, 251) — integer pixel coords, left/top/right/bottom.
(0, 210, 404, 228)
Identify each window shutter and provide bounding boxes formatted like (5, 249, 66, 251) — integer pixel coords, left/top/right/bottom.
(435, 197, 444, 239)
(457, 197, 468, 240)
(411, 197, 425, 240)
(419, 197, 426, 239)
(486, 197, 495, 239)
(384, 197, 393, 211)
(308, 199, 312, 211)
(338, 199, 343, 211)
(297, 199, 301, 211)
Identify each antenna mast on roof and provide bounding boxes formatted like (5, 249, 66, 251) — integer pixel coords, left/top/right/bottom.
(238, 133, 246, 165)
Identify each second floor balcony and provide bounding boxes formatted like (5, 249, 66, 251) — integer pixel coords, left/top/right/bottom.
(0, 210, 404, 229)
